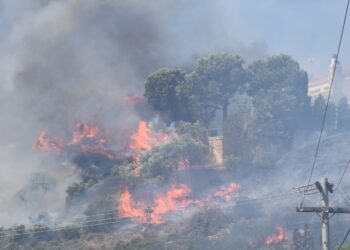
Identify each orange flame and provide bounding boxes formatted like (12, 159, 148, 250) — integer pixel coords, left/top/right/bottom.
(129, 121, 170, 152)
(129, 121, 153, 152)
(212, 183, 241, 201)
(34, 123, 114, 160)
(69, 123, 114, 160)
(34, 132, 63, 153)
(116, 182, 241, 224)
(265, 225, 287, 245)
(151, 184, 194, 223)
(118, 187, 145, 221)
(71, 123, 102, 145)
(117, 184, 195, 224)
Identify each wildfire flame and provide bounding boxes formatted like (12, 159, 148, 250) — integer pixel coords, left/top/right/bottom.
(117, 184, 195, 224)
(212, 182, 241, 201)
(70, 123, 102, 144)
(34, 132, 63, 153)
(34, 120, 172, 168)
(265, 225, 287, 245)
(117, 187, 145, 220)
(129, 121, 153, 151)
(129, 120, 170, 166)
(34, 122, 114, 160)
(116, 182, 240, 224)
(151, 184, 194, 223)
(69, 122, 114, 160)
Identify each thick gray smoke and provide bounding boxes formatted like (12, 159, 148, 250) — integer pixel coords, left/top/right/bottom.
(0, 0, 267, 226)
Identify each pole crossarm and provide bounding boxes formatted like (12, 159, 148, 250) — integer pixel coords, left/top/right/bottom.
(296, 178, 350, 250)
(296, 207, 350, 214)
(296, 178, 335, 250)
(294, 183, 320, 195)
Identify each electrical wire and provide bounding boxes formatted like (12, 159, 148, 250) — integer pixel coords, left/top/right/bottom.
(332, 159, 350, 200)
(302, 0, 350, 207)
(0, 189, 300, 238)
(338, 227, 350, 250)
(340, 187, 350, 206)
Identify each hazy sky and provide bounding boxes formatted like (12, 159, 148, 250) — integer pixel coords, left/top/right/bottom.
(212, 0, 350, 76)
(1, 0, 349, 76)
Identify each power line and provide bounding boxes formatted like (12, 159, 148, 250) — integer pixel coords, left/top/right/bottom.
(0, 218, 127, 239)
(0, 183, 322, 239)
(332, 159, 350, 199)
(338, 227, 350, 250)
(0, 189, 320, 241)
(0, 189, 300, 238)
(339, 187, 350, 206)
(302, 0, 350, 207)
(0, 187, 301, 236)
(0, 209, 322, 240)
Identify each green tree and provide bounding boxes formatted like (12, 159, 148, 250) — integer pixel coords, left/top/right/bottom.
(311, 95, 336, 131)
(223, 95, 253, 173)
(247, 54, 310, 134)
(144, 68, 193, 122)
(312, 95, 326, 128)
(337, 97, 350, 131)
(179, 53, 248, 126)
(175, 121, 208, 143)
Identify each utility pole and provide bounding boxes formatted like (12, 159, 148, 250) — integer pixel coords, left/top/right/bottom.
(321, 178, 330, 250)
(296, 177, 350, 250)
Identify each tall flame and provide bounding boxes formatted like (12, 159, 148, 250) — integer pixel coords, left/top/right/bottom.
(118, 187, 145, 220)
(129, 120, 170, 167)
(129, 121, 153, 152)
(265, 225, 287, 245)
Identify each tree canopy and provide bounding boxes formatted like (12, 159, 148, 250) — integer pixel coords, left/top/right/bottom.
(144, 68, 194, 123)
(180, 54, 248, 126)
(247, 55, 310, 133)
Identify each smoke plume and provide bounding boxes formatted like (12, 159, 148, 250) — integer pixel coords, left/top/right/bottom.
(0, 0, 268, 226)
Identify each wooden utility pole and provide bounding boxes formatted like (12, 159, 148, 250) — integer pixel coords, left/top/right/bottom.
(296, 177, 350, 250)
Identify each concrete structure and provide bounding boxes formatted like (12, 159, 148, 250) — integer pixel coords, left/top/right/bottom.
(208, 136, 223, 166)
(308, 55, 350, 103)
